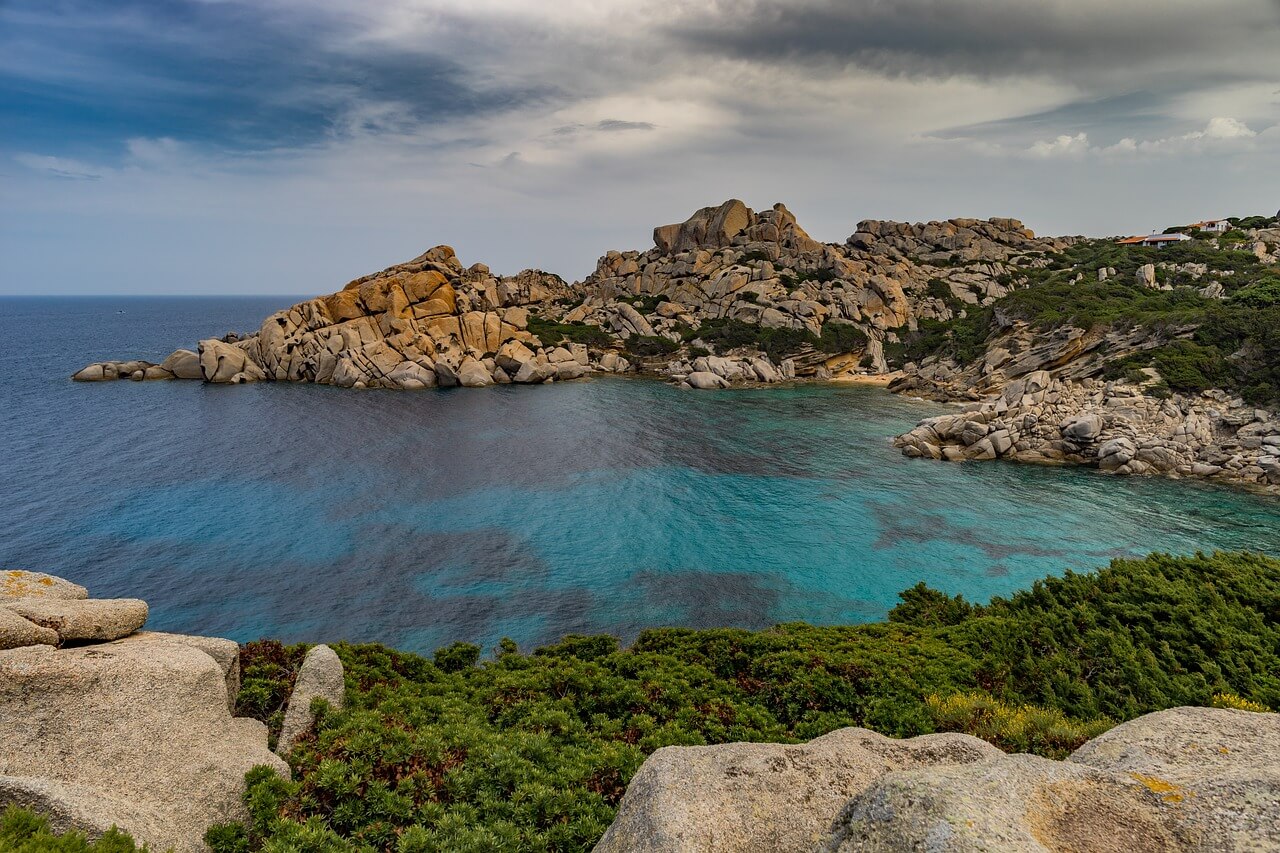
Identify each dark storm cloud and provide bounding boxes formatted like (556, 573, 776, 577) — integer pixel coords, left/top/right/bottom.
(672, 0, 1280, 84)
(0, 0, 550, 156)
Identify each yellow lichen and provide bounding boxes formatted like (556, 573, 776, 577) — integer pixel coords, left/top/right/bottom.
(1129, 772, 1191, 804)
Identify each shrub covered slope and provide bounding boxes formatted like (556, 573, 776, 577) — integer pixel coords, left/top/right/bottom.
(891, 225, 1280, 404)
(195, 551, 1280, 853)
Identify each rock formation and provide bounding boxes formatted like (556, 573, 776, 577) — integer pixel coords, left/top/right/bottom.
(73, 201, 1061, 390)
(73, 246, 610, 389)
(0, 570, 331, 853)
(594, 727, 1000, 853)
(890, 305, 1280, 495)
(598, 706, 1280, 852)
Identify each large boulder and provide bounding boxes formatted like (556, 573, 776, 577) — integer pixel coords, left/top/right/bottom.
(276, 644, 345, 756)
(822, 707, 1280, 851)
(593, 727, 1000, 853)
(2, 598, 148, 644)
(160, 348, 204, 380)
(0, 634, 288, 853)
(653, 199, 753, 254)
(133, 631, 242, 711)
(198, 339, 267, 384)
(1067, 707, 1280, 847)
(822, 752, 1192, 851)
(2, 570, 88, 600)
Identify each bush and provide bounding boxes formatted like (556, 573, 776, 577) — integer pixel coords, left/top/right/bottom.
(693, 319, 818, 362)
(526, 316, 614, 349)
(623, 335, 679, 358)
(926, 693, 1113, 758)
(207, 552, 1280, 852)
(0, 807, 145, 853)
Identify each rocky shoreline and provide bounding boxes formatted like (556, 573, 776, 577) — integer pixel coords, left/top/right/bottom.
(893, 371, 1280, 497)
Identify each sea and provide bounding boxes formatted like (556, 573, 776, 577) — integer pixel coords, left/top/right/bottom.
(4, 295, 1280, 655)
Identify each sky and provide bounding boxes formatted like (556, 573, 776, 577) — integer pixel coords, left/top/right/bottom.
(2, 0, 1279, 295)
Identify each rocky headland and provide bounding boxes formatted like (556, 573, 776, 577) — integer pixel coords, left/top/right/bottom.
(72, 201, 1280, 496)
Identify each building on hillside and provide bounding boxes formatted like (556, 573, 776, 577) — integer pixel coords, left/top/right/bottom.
(1190, 219, 1231, 233)
(1117, 233, 1193, 248)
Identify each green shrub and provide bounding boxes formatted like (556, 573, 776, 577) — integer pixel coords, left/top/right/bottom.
(526, 317, 614, 349)
(0, 807, 146, 853)
(926, 693, 1113, 758)
(816, 323, 866, 354)
(691, 318, 819, 361)
(623, 335, 679, 358)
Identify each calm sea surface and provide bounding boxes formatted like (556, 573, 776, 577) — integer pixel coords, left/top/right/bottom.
(4, 296, 1280, 654)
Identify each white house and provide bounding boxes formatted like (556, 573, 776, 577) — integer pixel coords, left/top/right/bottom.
(1192, 219, 1231, 233)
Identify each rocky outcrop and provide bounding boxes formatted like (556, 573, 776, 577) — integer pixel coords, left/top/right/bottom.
(72, 246, 610, 390)
(599, 707, 1280, 852)
(594, 728, 1000, 853)
(0, 571, 289, 852)
(276, 643, 345, 756)
(894, 372, 1280, 495)
(75, 201, 1062, 391)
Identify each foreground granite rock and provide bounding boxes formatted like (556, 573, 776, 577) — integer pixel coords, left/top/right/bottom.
(0, 634, 288, 853)
(593, 728, 1001, 853)
(2, 569, 88, 600)
(599, 707, 1280, 852)
(0, 571, 295, 852)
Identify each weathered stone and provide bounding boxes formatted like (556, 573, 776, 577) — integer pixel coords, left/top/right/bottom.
(0, 635, 288, 853)
(684, 371, 729, 390)
(1, 570, 88, 600)
(0, 608, 59, 649)
(458, 357, 495, 387)
(160, 349, 203, 380)
(198, 339, 266, 384)
(132, 631, 241, 711)
(822, 752, 1193, 852)
(595, 728, 1000, 853)
(2, 598, 148, 643)
(277, 644, 345, 756)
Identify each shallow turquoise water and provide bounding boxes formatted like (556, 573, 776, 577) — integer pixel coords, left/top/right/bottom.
(4, 296, 1280, 653)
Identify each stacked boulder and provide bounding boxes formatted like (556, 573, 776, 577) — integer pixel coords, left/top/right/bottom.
(0, 570, 298, 853)
(595, 707, 1280, 852)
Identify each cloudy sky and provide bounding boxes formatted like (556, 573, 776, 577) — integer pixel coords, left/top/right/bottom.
(3, 0, 1279, 295)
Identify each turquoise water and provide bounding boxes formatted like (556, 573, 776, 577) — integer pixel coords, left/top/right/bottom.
(4, 296, 1280, 653)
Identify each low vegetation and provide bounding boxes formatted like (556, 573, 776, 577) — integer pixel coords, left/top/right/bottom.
(203, 551, 1279, 853)
(525, 315, 614, 349)
(0, 807, 145, 853)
